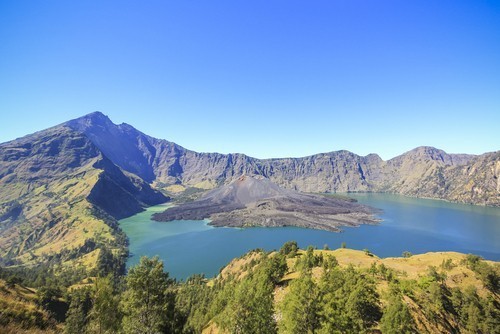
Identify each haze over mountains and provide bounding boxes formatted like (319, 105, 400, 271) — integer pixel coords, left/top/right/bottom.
(0, 111, 498, 266)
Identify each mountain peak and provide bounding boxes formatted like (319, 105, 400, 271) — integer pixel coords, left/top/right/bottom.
(65, 111, 115, 132)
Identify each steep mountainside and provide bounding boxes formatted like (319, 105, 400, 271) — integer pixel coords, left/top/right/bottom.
(0, 125, 167, 266)
(65, 112, 498, 206)
(0, 112, 498, 266)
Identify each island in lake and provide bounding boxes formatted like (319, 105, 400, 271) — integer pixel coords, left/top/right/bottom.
(153, 174, 381, 231)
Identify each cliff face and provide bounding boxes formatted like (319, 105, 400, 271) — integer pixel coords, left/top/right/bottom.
(0, 124, 168, 265)
(65, 112, 498, 206)
(0, 112, 498, 265)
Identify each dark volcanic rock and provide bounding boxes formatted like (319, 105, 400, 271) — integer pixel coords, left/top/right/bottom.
(153, 175, 381, 231)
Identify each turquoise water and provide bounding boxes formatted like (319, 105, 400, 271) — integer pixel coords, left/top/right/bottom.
(119, 194, 500, 280)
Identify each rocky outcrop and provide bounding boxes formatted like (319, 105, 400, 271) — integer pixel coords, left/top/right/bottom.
(65, 112, 498, 206)
(153, 175, 380, 231)
(0, 125, 168, 265)
(0, 112, 497, 265)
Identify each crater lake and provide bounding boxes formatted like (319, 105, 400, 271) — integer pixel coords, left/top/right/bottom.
(119, 193, 500, 280)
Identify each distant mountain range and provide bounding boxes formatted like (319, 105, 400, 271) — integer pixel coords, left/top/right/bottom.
(0, 111, 498, 266)
(67, 112, 498, 205)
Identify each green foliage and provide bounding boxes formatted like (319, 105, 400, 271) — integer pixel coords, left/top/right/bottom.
(88, 275, 120, 334)
(321, 255, 338, 271)
(218, 268, 276, 334)
(318, 266, 381, 333)
(3, 243, 500, 334)
(427, 265, 447, 284)
(174, 274, 214, 333)
(380, 289, 416, 334)
(120, 256, 175, 334)
(65, 288, 92, 334)
(440, 258, 455, 270)
(211, 254, 287, 333)
(294, 246, 323, 272)
(93, 246, 125, 278)
(36, 286, 67, 322)
(280, 272, 320, 334)
(262, 253, 288, 285)
(341, 241, 346, 248)
(279, 241, 298, 258)
(402, 251, 413, 258)
(463, 255, 499, 293)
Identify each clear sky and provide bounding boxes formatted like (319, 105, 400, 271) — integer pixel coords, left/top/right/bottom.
(0, 1, 499, 160)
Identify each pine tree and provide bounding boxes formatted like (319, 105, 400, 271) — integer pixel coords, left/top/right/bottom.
(218, 258, 277, 334)
(380, 292, 416, 334)
(121, 256, 174, 334)
(88, 275, 120, 334)
(65, 288, 92, 334)
(280, 272, 320, 333)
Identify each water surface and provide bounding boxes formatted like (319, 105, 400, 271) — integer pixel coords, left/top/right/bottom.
(119, 194, 500, 280)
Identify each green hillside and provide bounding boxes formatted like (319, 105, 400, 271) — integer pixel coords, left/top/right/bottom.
(0, 125, 167, 271)
(3, 245, 497, 333)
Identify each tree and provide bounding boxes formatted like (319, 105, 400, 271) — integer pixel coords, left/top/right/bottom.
(318, 266, 381, 333)
(280, 272, 320, 333)
(295, 246, 322, 273)
(121, 256, 175, 334)
(380, 291, 416, 334)
(217, 256, 280, 334)
(280, 241, 298, 258)
(88, 275, 120, 334)
(65, 288, 92, 334)
(345, 279, 382, 331)
(402, 251, 413, 258)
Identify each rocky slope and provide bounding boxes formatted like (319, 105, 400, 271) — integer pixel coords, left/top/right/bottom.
(65, 112, 498, 206)
(153, 175, 380, 231)
(0, 125, 167, 266)
(0, 112, 498, 266)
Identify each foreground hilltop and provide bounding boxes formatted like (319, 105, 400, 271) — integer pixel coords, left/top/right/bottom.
(153, 175, 380, 231)
(2, 246, 497, 333)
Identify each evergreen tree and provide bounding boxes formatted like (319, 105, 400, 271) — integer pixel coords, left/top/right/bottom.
(121, 256, 175, 334)
(280, 272, 320, 333)
(380, 290, 416, 334)
(88, 275, 120, 334)
(318, 266, 381, 333)
(65, 288, 92, 334)
(280, 241, 298, 258)
(218, 257, 278, 334)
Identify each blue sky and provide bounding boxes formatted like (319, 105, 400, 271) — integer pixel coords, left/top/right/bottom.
(0, 0, 499, 160)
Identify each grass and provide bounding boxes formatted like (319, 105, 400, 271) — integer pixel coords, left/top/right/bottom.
(1, 160, 115, 269)
(209, 247, 499, 334)
(0, 279, 58, 332)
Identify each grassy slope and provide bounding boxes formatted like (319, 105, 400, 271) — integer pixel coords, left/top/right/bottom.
(0, 156, 115, 267)
(204, 248, 499, 334)
(0, 279, 59, 333)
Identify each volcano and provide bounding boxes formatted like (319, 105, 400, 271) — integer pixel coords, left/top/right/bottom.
(153, 175, 381, 231)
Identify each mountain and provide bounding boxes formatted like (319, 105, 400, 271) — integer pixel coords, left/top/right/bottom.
(0, 122, 168, 267)
(65, 112, 498, 206)
(152, 175, 380, 231)
(0, 112, 498, 268)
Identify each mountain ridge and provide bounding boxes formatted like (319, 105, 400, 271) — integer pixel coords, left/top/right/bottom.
(0, 111, 498, 268)
(63, 112, 498, 205)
